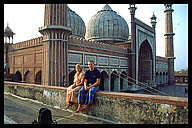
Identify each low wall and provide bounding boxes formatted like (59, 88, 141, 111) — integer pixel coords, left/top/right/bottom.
(4, 81, 188, 124)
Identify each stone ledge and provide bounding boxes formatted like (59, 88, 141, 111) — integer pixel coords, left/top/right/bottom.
(4, 81, 188, 124)
(4, 81, 67, 91)
(4, 81, 188, 107)
(96, 91, 188, 107)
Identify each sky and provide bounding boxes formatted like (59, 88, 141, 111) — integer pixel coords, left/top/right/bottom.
(4, 4, 188, 71)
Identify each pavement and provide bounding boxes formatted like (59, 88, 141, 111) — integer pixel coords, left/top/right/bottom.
(135, 84, 188, 98)
(4, 92, 114, 124)
(4, 115, 17, 124)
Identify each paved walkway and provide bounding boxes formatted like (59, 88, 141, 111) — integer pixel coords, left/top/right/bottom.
(4, 93, 114, 124)
(135, 84, 188, 98)
(4, 115, 17, 124)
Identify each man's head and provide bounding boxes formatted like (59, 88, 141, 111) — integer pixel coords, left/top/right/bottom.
(88, 60, 94, 71)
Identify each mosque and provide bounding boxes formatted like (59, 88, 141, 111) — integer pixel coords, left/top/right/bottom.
(4, 4, 175, 92)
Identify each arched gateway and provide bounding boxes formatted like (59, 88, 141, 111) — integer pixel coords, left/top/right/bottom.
(138, 40, 153, 83)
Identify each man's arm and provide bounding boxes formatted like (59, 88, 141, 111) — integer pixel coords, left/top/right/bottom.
(84, 79, 88, 90)
(87, 78, 100, 90)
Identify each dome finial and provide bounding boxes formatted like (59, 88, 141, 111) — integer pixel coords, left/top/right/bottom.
(152, 12, 155, 17)
(129, 4, 137, 15)
(150, 12, 157, 20)
(150, 12, 157, 28)
(102, 4, 112, 11)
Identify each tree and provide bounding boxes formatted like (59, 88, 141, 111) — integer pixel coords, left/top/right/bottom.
(179, 68, 188, 73)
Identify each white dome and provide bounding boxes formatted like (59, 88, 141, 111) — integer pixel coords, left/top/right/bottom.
(85, 4, 129, 43)
(67, 7, 86, 38)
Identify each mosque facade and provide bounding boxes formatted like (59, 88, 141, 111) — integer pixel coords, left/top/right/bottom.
(4, 4, 175, 91)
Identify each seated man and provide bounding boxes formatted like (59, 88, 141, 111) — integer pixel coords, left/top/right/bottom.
(75, 60, 101, 113)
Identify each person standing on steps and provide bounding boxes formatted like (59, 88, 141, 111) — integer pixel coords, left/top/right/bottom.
(75, 60, 101, 113)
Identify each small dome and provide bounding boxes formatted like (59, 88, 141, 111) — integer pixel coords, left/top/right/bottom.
(4, 26, 12, 33)
(85, 4, 129, 43)
(4, 26, 13, 33)
(67, 7, 86, 38)
(4, 25, 15, 37)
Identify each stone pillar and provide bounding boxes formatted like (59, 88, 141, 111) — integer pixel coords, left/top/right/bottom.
(108, 74, 111, 91)
(114, 74, 120, 92)
(123, 78, 128, 90)
(164, 4, 175, 85)
(128, 4, 137, 85)
(156, 73, 159, 85)
(104, 77, 109, 91)
(39, 4, 72, 86)
(167, 58, 175, 85)
(4, 43, 9, 64)
(150, 13, 157, 84)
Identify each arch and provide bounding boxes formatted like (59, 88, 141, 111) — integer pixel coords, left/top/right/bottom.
(120, 71, 127, 90)
(111, 69, 118, 73)
(163, 72, 166, 84)
(14, 71, 22, 82)
(100, 71, 109, 91)
(139, 39, 153, 55)
(138, 40, 153, 83)
(110, 71, 118, 91)
(158, 72, 160, 85)
(35, 70, 42, 84)
(156, 72, 159, 85)
(69, 70, 76, 86)
(24, 70, 32, 83)
(160, 72, 162, 85)
(4, 63, 9, 74)
(165, 72, 168, 84)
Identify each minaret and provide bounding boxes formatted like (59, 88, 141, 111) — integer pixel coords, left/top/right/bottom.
(128, 4, 137, 85)
(150, 13, 157, 84)
(4, 23, 15, 65)
(4, 23, 15, 44)
(39, 4, 72, 86)
(164, 4, 175, 85)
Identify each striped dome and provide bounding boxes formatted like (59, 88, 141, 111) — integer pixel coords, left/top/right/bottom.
(85, 4, 129, 43)
(67, 7, 86, 38)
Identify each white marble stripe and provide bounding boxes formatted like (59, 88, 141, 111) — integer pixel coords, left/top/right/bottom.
(64, 5, 66, 26)
(61, 33, 63, 86)
(65, 36, 68, 86)
(55, 4, 57, 25)
(55, 32, 57, 86)
(48, 5, 50, 25)
(63, 34, 66, 86)
(52, 4, 54, 25)
(61, 4, 63, 26)
(51, 31, 53, 85)
(47, 32, 50, 85)
(58, 4, 60, 25)
(43, 37, 45, 85)
(59, 35, 60, 86)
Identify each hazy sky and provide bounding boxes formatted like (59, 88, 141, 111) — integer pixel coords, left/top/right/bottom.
(4, 4, 188, 71)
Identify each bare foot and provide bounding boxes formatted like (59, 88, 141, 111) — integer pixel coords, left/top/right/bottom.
(75, 108, 83, 113)
(80, 105, 89, 112)
(65, 103, 72, 109)
(75, 104, 82, 113)
(74, 109, 80, 113)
